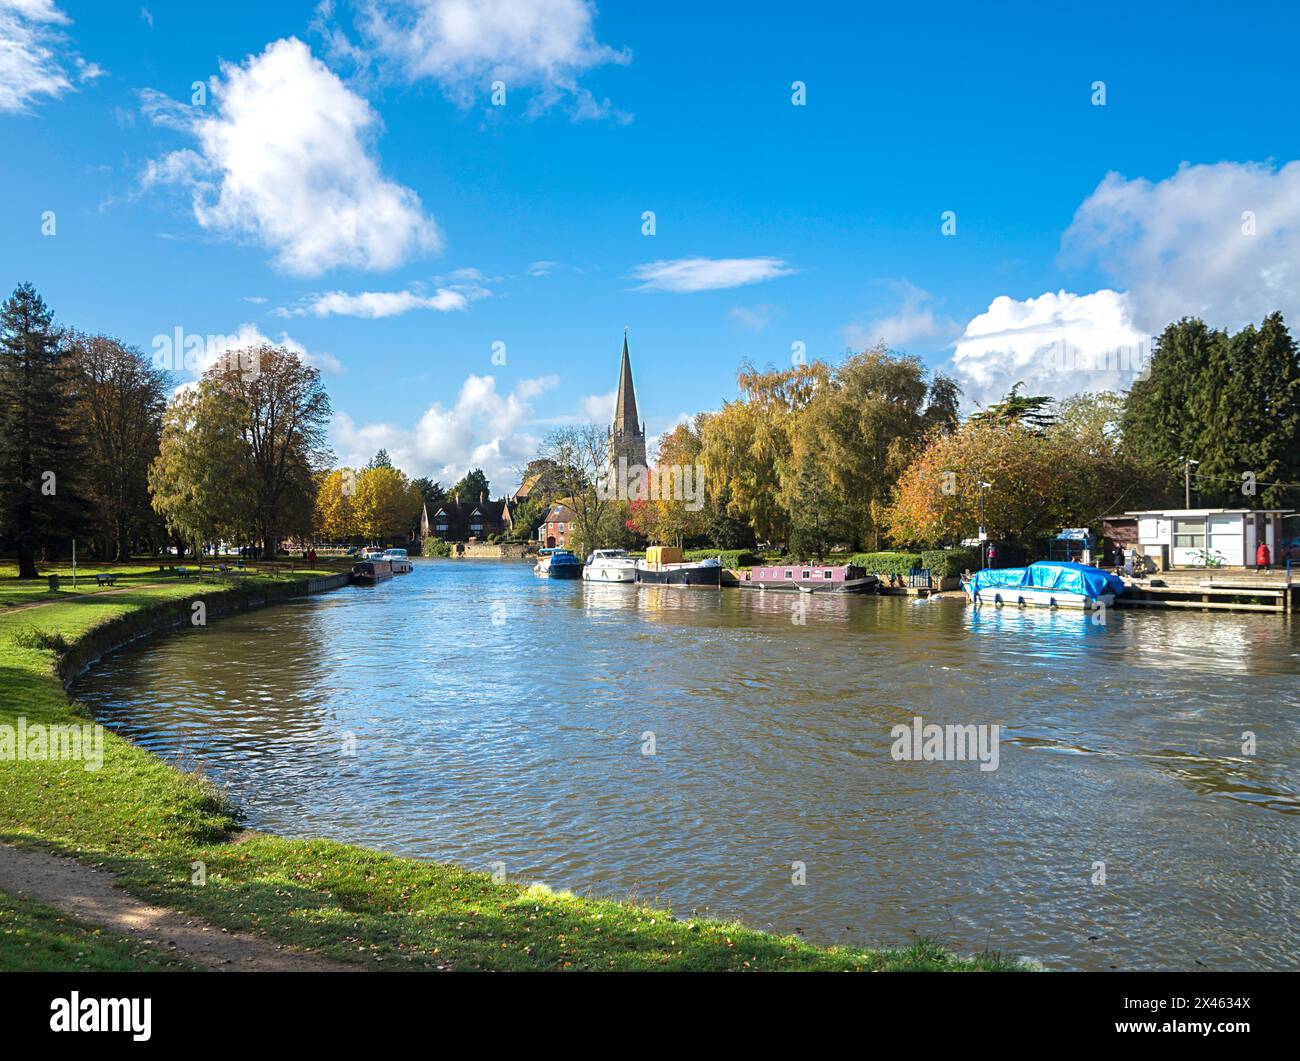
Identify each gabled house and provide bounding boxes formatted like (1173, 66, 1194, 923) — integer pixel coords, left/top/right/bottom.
(421, 493, 514, 542)
(538, 502, 577, 549)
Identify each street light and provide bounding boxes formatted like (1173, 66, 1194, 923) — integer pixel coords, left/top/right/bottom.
(977, 480, 993, 569)
(1183, 459, 1200, 509)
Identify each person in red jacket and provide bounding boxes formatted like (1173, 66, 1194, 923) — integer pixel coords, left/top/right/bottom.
(1256, 540, 1271, 572)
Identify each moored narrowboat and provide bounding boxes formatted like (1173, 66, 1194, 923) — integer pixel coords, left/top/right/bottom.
(741, 563, 879, 594)
(351, 559, 394, 585)
(635, 546, 722, 588)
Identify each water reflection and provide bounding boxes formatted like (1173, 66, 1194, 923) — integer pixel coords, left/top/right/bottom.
(76, 559, 1300, 970)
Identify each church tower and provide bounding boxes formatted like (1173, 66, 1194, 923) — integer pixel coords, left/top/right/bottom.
(608, 332, 647, 470)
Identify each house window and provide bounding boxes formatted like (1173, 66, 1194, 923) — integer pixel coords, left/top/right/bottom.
(1173, 517, 1206, 550)
(470, 523, 483, 533)
(436, 523, 449, 533)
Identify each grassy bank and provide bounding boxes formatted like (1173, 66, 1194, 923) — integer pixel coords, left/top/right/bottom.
(0, 563, 1019, 971)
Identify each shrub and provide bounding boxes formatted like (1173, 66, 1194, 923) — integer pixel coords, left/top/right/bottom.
(11, 627, 69, 654)
(684, 548, 762, 568)
(422, 539, 453, 558)
(848, 551, 924, 578)
(919, 548, 981, 578)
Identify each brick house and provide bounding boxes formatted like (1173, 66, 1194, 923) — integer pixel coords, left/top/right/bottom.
(539, 502, 577, 549)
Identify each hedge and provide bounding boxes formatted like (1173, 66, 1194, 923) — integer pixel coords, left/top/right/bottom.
(684, 548, 762, 568)
(848, 552, 923, 578)
(422, 539, 452, 558)
(919, 548, 981, 578)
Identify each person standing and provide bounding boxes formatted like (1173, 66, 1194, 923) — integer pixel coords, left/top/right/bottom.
(1256, 540, 1271, 572)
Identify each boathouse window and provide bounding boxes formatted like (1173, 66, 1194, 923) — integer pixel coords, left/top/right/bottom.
(1173, 517, 1206, 549)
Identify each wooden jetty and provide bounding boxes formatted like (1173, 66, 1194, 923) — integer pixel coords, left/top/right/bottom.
(1117, 567, 1296, 614)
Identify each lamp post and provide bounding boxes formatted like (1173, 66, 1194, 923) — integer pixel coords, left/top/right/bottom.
(1183, 458, 1200, 508)
(977, 480, 993, 569)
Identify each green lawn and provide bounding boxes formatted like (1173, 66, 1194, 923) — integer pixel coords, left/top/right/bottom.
(0, 889, 197, 972)
(0, 566, 1021, 972)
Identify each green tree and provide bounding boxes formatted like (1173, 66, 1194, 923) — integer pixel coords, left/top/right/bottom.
(411, 476, 445, 508)
(149, 387, 253, 555)
(970, 381, 1058, 431)
(367, 448, 394, 470)
(0, 284, 87, 577)
(450, 468, 491, 502)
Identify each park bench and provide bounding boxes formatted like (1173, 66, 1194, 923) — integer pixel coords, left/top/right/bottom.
(95, 573, 117, 587)
(176, 567, 193, 579)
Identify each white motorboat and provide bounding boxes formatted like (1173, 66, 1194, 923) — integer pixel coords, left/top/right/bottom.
(583, 549, 637, 583)
(381, 547, 413, 573)
(962, 561, 1124, 609)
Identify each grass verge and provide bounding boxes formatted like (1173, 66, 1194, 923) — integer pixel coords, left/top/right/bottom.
(0, 563, 1021, 972)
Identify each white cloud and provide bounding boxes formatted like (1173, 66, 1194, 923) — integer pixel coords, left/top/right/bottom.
(530, 388, 614, 427)
(728, 303, 780, 333)
(843, 281, 961, 352)
(332, 373, 558, 488)
(631, 257, 795, 293)
(1063, 160, 1300, 334)
(949, 289, 1149, 411)
(297, 287, 470, 318)
(351, 0, 630, 118)
(0, 0, 97, 113)
(143, 37, 440, 275)
(206, 323, 344, 376)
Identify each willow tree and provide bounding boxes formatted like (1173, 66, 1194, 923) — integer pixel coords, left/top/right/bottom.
(699, 360, 829, 544)
(798, 347, 960, 550)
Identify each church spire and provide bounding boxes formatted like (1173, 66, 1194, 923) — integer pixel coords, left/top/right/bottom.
(613, 330, 640, 435)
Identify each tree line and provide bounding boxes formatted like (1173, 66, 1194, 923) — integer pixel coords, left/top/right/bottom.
(0, 282, 338, 575)
(526, 316, 1300, 558)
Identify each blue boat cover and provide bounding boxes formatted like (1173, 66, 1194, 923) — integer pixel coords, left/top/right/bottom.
(969, 561, 1124, 599)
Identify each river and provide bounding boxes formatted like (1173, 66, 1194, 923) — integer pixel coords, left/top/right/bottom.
(74, 559, 1300, 970)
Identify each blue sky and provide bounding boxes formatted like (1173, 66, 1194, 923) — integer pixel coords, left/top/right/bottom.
(4, 1, 1300, 491)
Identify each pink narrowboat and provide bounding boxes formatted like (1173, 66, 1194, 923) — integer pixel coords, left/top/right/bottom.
(740, 563, 879, 594)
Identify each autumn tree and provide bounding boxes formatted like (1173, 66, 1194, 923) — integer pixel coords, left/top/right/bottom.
(699, 360, 830, 544)
(536, 425, 615, 554)
(625, 421, 710, 547)
(209, 345, 332, 557)
(149, 387, 253, 554)
(67, 333, 168, 560)
(798, 347, 959, 549)
(314, 468, 359, 540)
(354, 465, 422, 542)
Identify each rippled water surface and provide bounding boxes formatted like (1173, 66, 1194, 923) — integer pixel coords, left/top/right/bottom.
(75, 560, 1300, 969)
